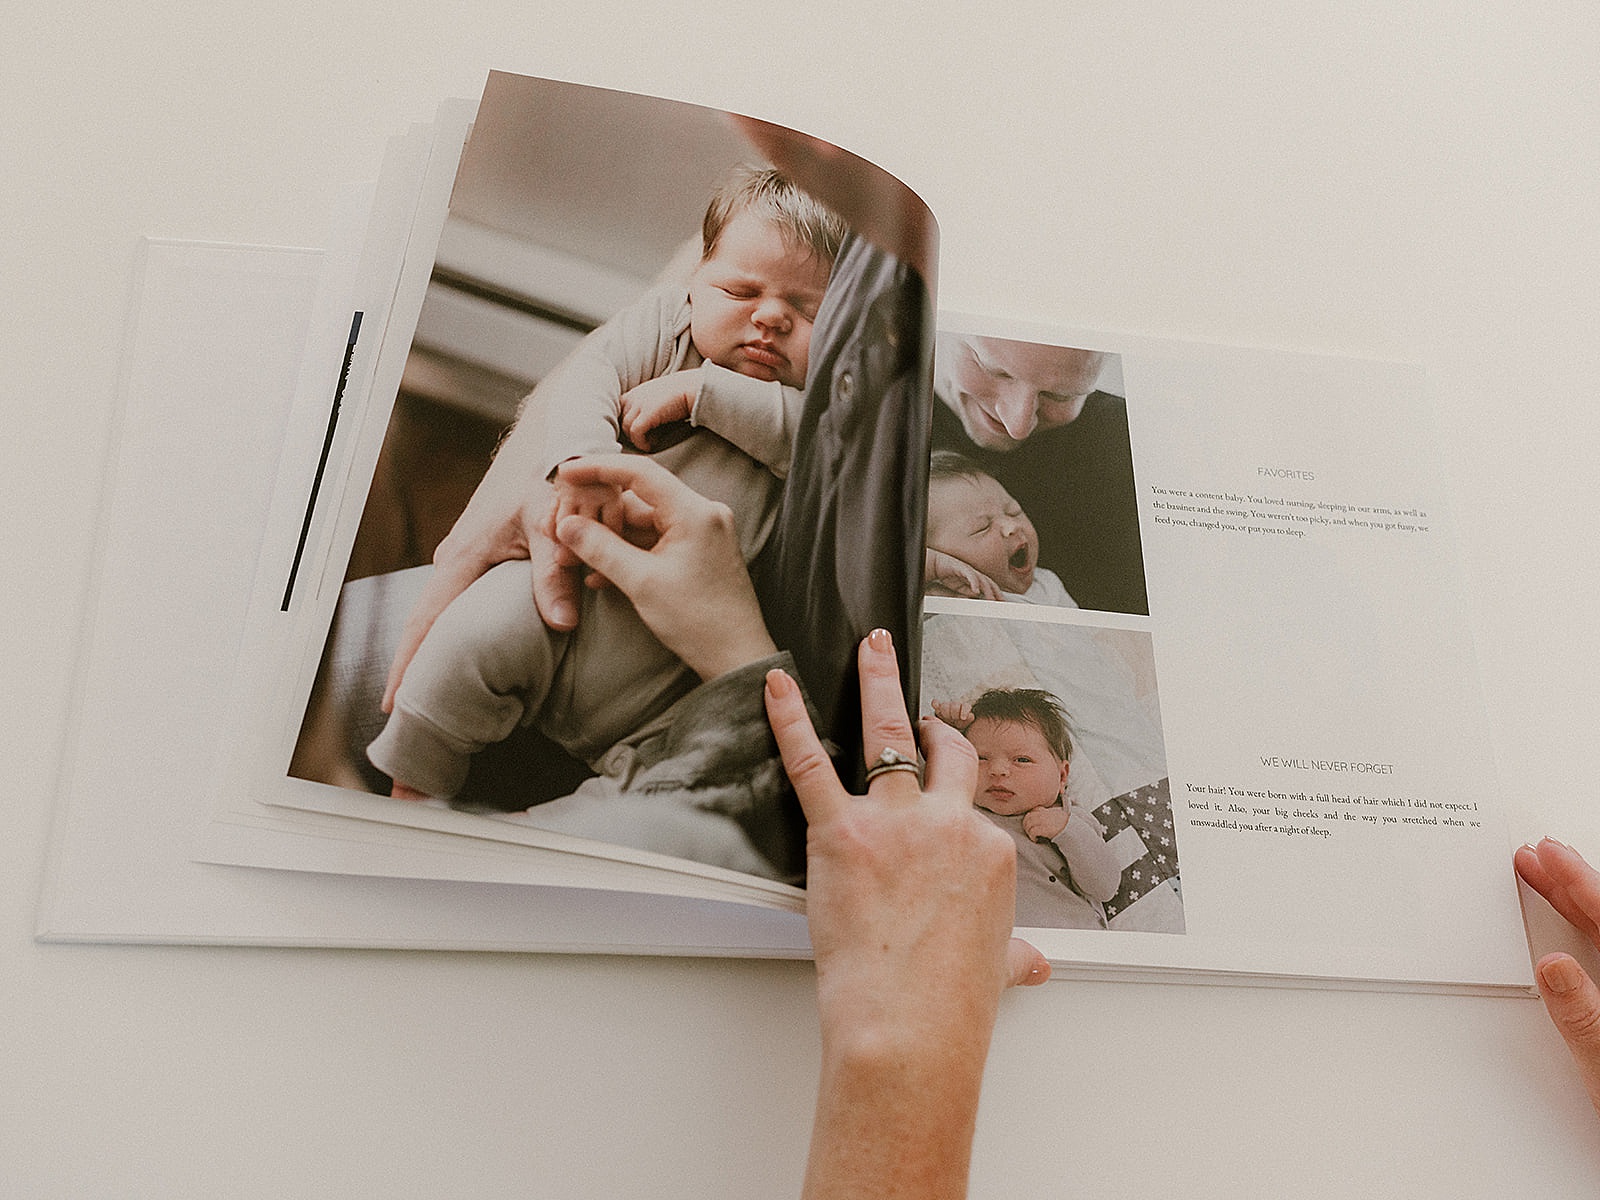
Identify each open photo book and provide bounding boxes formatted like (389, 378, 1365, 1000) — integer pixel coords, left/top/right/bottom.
(187, 70, 1530, 993)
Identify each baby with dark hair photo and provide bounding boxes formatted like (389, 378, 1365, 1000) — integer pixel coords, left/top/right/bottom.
(935, 686, 1120, 929)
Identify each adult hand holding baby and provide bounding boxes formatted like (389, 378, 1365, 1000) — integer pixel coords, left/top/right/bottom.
(381, 406, 582, 713)
(550, 454, 779, 683)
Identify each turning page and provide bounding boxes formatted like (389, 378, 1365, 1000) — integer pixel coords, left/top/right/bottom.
(207, 72, 936, 907)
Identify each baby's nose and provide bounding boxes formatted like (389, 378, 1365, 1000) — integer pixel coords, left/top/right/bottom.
(753, 299, 791, 330)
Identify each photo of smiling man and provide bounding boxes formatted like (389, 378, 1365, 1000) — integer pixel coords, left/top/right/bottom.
(929, 332, 1146, 616)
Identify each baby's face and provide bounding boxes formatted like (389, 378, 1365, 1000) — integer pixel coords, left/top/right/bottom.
(688, 208, 831, 390)
(965, 717, 1068, 817)
(927, 472, 1038, 595)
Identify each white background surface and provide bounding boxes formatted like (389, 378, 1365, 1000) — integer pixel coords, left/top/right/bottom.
(7, 3, 1600, 1195)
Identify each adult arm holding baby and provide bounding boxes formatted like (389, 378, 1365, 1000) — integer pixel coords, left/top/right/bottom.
(384, 165, 836, 709)
(379, 367, 583, 714)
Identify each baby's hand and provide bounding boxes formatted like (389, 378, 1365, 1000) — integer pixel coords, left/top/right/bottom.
(931, 699, 974, 732)
(1022, 805, 1069, 842)
(550, 469, 629, 584)
(619, 369, 703, 451)
(551, 475, 619, 526)
(924, 548, 1003, 602)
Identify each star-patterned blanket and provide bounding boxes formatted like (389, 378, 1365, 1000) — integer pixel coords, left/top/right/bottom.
(1094, 777, 1183, 932)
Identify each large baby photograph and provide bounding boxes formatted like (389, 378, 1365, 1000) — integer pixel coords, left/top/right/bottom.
(284, 72, 936, 887)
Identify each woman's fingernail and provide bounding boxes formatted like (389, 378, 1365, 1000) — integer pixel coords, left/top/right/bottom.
(1540, 954, 1587, 995)
(766, 667, 796, 698)
(866, 628, 892, 653)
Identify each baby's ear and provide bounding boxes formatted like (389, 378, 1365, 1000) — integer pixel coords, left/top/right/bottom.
(1058, 758, 1071, 794)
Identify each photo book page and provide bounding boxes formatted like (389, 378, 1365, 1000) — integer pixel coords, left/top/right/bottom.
(193, 71, 1530, 993)
(917, 318, 1527, 990)
(203, 72, 935, 911)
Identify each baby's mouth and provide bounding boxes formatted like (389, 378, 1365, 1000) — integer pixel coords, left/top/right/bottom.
(742, 342, 784, 370)
(1009, 545, 1031, 571)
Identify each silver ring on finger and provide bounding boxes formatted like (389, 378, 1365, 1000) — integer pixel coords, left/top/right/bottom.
(865, 746, 921, 786)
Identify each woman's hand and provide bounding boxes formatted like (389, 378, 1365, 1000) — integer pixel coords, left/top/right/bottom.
(1514, 838, 1600, 1117)
(765, 628, 1047, 1200)
(550, 454, 778, 681)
